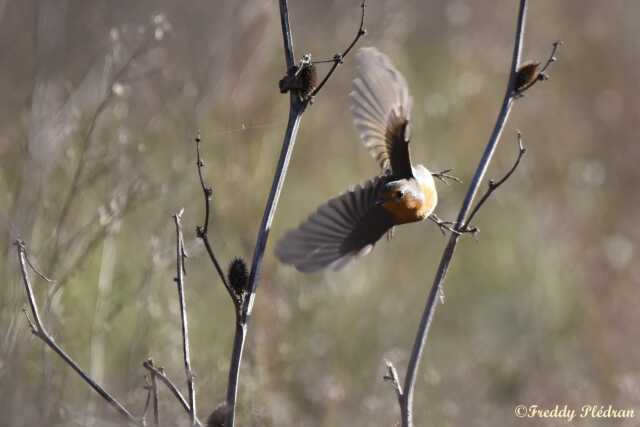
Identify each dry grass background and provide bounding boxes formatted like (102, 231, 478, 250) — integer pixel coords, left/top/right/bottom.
(0, 0, 638, 426)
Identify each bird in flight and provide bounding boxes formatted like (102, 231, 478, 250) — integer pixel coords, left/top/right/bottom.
(276, 47, 451, 273)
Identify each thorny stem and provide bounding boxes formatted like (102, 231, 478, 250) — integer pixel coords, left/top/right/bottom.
(15, 240, 143, 426)
(173, 211, 197, 426)
(396, 1, 551, 426)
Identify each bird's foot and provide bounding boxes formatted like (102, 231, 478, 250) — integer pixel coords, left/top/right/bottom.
(431, 168, 462, 184)
(429, 214, 478, 236)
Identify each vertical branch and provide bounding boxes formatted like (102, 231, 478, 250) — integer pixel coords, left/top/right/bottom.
(218, 2, 366, 426)
(224, 2, 304, 424)
(173, 211, 197, 425)
(15, 241, 143, 426)
(399, 1, 529, 426)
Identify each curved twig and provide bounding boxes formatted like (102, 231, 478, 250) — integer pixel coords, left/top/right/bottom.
(464, 131, 527, 229)
(308, 0, 367, 99)
(194, 135, 234, 303)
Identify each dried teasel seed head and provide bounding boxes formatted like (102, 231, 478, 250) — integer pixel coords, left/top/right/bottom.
(298, 62, 318, 97)
(228, 257, 249, 295)
(207, 402, 230, 427)
(515, 60, 541, 91)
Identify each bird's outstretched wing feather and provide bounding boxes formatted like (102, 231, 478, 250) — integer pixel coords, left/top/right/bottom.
(275, 177, 395, 273)
(351, 47, 414, 179)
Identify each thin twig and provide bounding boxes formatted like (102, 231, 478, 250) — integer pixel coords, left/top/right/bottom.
(146, 358, 160, 427)
(464, 132, 527, 229)
(308, 0, 367, 99)
(15, 240, 143, 426)
(398, 2, 541, 427)
(383, 360, 403, 408)
(173, 211, 197, 426)
(142, 379, 153, 425)
(142, 360, 204, 427)
(194, 135, 235, 303)
(515, 41, 562, 95)
(24, 253, 55, 283)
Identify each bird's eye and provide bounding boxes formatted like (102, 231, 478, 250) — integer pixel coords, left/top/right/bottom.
(395, 190, 404, 200)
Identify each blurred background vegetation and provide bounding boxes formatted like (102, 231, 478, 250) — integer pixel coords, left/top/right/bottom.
(1, 0, 638, 426)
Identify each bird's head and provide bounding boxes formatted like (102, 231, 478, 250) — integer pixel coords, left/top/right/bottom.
(376, 180, 422, 208)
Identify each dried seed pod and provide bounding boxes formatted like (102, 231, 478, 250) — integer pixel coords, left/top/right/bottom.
(515, 60, 541, 91)
(228, 258, 248, 295)
(279, 68, 297, 94)
(207, 402, 229, 427)
(298, 62, 318, 98)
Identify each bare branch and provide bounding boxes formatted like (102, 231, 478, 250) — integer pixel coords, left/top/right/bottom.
(23, 252, 55, 283)
(464, 131, 527, 229)
(22, 307, 37, 333)
(147, 359, 160, 427)
(142, 378, 153, 425)
(173, 211, 197, 426)
(397, 1, 548, 427)
(15, 240, 143, 426)
(222, 2, 366, 426)
(307, 0, 367, 99)
(194, 135, 236, 304)
(142, 360, 204, 427)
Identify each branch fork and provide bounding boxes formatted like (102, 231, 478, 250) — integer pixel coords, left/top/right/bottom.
(16, 240, 145, 426)
(192, 2, 369, 426)
(388, 2, 561, 427)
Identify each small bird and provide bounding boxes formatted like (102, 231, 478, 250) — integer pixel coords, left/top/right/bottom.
(276, 47, 441, 273)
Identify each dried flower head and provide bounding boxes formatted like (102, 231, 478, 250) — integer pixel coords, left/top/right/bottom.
(515, 60, 541, 91)
(228, 258, 249, 296)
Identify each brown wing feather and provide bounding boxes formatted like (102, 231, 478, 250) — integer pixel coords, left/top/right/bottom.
(275, 177, 395, 273)
(351, 47, 414, 179)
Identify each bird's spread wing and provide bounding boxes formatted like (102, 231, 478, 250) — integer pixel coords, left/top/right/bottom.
(351, 47, 414, 179)
(275, 177, 395, 273)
